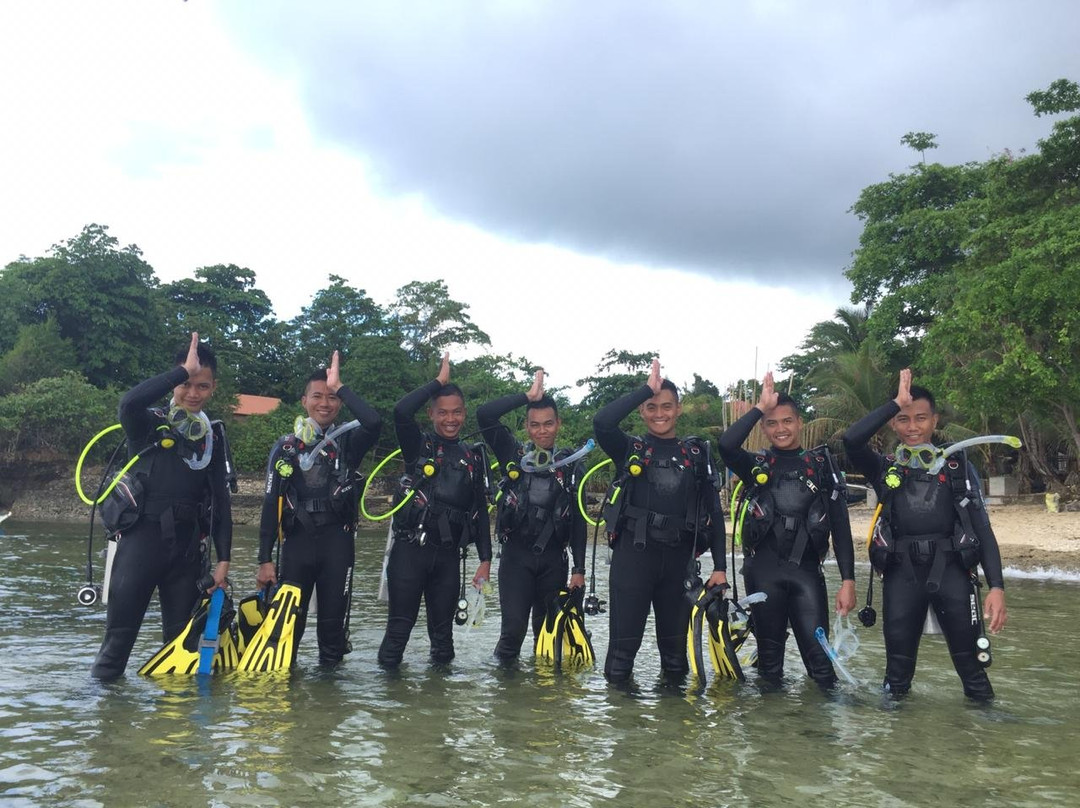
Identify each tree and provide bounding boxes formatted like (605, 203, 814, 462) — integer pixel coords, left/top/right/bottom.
(575, 349, 656, 410)
(845, 159, 988, 365)
(0, 224, 164, 388)
(779, 304, 874, 399)
(160, 264, 283, 398)
(290, 275, 388, 375)
(0, 318, 79, 395)
(389, 280, 490, 363)
(900, 131, 938, 164)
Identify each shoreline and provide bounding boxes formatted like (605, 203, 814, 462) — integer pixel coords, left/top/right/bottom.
(7, 471, 1080, 574)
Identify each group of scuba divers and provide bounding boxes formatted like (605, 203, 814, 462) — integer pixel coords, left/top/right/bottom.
(87, 332, 1009, 702)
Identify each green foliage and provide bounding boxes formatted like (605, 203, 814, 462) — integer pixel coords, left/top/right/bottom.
(0, 318, 79, 395)
(390, 279, 491, 363)
(160, 264, 283, 396)
(290, 275, 388, 383)
(225, 406, 297, 474)
(900, 131, 938, 163)
(0, 224, 164, 388)
(575, 349, 656, 410)
(0, 371, 116, 458)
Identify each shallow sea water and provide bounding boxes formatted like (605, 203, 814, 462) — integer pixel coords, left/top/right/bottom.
(1, 521, 1078, 807)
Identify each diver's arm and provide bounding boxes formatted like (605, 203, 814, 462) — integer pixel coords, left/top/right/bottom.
(592, 386, 652, 468)
(568, 461, 588, 574)
(118, 366, 188, 446)
(477, 393, 527, 468)
(841, 401, 897, 484)
(717, 408, 762, 482)
(705, 486, 727, 572)
(967, 465, 1008, 631)
(338, 385, 383, 464)
(829, 494, 856, 581)
(394, 379, 442, 464)
(207, 432, 232, 587)
(471, 477, 493, 586)
(256, 438, 288, 565)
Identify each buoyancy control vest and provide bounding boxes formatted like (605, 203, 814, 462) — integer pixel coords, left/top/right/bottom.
(869, 449, 982, 588)
(273, 425, 361, 533)
(392, 435, 490, 547)
(495, 444, 577, 554)
(739, 447, 842, 564)
(602, 435, 719, 551)
(100, 410, 229, 542)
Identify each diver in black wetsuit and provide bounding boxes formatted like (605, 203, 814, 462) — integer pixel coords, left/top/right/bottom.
(91, 333, 232, 680)
(477, 370, 587, 662)
(719, 372, 855, 687)
(255, 351, 382, 667)
(593, 358, 727, 683)
(378, 353, 492, 667)
(843, 369, 1008, 700)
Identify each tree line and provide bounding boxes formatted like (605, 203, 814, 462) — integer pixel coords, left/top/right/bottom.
(2, 79, 1077, 494)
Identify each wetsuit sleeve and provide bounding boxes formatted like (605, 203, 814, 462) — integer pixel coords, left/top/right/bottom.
(257, 437, 289, 565)
(592, 385, 652, 469)
(828, 487, 855, 581)
(841, 401, 899, 494)
(337, 384, 382, 466)
(705, 485, 727, 572)
(118, 366, 188, 447)
(717, 408, 763, 483)
(569, 460, 587, 572)
(967, 464, 1005, 590)
(394, 379, 442, 464)
(476, 393, 528, 468)
(473, 476, 493, 563)
(209, 432, 233, 563)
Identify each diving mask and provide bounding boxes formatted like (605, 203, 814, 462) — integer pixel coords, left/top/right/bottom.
(894, 443, 940, 470)
(167, 406, 209, 441)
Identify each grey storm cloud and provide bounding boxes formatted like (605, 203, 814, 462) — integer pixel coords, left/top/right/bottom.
(223, 0, 1079, 288)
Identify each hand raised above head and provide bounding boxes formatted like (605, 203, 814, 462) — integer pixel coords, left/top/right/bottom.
(756, 371, 778, 412)
(526, 368, 545, 402)
(437, 352, 451, 386)
(326, 350, 342, 392)
(646, 357, 662, 394)
(894, 368, 913, 408)
(182, 332, 201, 377)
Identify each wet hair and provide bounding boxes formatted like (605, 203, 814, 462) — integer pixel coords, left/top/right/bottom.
(659, 379, 679, 402)
(431, 383, 465, 406)
(909, 384, 936, 412)
(303, 369, 328, 397)
(526, 395, 559, 419)
(173, 342, 218, 377)
(773, 393, 803, 417)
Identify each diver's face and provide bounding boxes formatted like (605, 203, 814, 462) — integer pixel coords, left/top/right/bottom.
(891, 398, 939, 446)
(762, 404, 802, 451)
(638, 389, 681, 439)
(429, 394, 465, 440)
(302, 381, 342, 429)
(173, 367, 216, 413)
(526, 407, 560, 450)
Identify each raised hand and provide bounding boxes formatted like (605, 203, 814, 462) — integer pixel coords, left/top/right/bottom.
(646, 357, 662, 394)
(894, 368, 913, 408)
(437, 352, 451, 386)
(756, 371, 779, 412)
(526, 369, 545, 402)
(326, 350, 342, 393)
(182, 332, 201, 377)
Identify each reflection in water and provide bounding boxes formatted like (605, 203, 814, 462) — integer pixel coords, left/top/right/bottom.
(1, 523, 1079, 806)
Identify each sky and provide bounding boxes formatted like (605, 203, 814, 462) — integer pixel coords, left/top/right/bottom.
(1, 1, 1076, 400)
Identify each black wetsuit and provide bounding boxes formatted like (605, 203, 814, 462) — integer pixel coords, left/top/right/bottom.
(90, 367, 232, 680)
(719, 409, 855, 686)
(843, 402, 1004, 700)
(593, 386, 726, 682)
(257, 387, 381, 666)
(477, 394, 587, 661)
(377, 380, 492, 667)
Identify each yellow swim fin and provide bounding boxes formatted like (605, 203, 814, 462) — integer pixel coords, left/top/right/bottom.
(236, 583, 303, 672)
(138, 594, 238, 676)
(561, 587, 595, 669)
